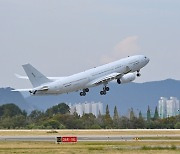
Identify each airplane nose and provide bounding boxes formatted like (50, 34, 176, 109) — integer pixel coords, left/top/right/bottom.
(147, 57, 150, 63)
(144, 56, 150, 64)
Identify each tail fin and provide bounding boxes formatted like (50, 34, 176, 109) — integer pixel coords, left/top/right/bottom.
(22, 64, 52, 87)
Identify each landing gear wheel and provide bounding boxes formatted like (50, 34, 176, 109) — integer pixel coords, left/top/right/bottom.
(84, 88, 89, 92)
(100, 85, 109, 95)
(100, 90, 106, 95)
(137, 73, 141, 77)
(137, 70, 141, 77)
(100, 91, 104, 95)
(117, 79, 121, 84)
(80, 92, 86, 96)
(105, 87, 110, 91)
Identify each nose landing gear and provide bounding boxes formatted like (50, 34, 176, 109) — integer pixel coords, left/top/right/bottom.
(137, 70, 141, 77)
(117, 79, 121, 84)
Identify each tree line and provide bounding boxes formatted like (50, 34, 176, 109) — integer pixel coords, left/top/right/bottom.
(0, 103, 179, 129)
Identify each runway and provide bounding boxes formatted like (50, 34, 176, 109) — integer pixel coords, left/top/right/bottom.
(0, 135, 133, 142)
(0, 135, 180, 142)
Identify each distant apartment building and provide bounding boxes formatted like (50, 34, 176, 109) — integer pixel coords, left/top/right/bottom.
(158, 97, 180, 118)
(69, 101, 103, 117)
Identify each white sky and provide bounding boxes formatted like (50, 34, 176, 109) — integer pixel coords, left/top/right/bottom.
(0, 0, 180, 88)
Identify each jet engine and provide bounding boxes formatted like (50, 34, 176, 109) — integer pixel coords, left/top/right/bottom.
(117, 73, 136, 84)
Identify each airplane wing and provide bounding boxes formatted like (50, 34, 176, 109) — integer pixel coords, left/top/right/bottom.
(91, 72, 122, 85)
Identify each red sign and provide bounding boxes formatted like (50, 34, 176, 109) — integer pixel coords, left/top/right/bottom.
(61, 137, 77, 142)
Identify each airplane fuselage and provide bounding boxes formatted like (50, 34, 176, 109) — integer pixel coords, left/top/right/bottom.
(39, 55, 149, 95)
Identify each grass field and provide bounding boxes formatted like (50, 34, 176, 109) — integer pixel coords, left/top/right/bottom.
(0, 129, 179, 136)
(0, 141, 179, 154)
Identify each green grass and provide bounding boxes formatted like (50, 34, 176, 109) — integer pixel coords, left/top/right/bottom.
(140, 136, 180, 140)
(0, 141, 179, 154)
(141, 145, 177, 150)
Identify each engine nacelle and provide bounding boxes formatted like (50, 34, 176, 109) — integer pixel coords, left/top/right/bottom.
(118, 73, 136, 84)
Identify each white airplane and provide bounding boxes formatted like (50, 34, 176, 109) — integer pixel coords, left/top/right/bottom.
(13, 55, 149, 96)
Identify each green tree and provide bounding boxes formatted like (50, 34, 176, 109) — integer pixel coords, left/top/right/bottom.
(46, 103, 70, 117)
(97, 111, 104, 128)
(29, 110, 43, 119)
(106, 104, 110, 116)
(113, 106, 119, 120)
(113, 106, 120, 128)
(0, 104, 23, 117)
(136, 111, 145, 128)
(119, 116, 130, 129)
(153, 106, 159, 120)
(104, 104, 113, 128)
(0, 117, 14, 129)
(13, 115, 27, 128)
(43, 119, 62, 129)
(174, 122, 180, 129)
(81, 113, 96, 129)
(147, 106, 151, 122)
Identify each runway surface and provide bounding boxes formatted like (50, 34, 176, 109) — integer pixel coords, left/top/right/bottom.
(0, 135, 133, 142)
(0, 135, 180, 142)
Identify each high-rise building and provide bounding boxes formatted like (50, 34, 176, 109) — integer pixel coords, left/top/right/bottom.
(158, 97, 167, 119)
(70, 102, 103, 117)
(158, 97, 180, 118)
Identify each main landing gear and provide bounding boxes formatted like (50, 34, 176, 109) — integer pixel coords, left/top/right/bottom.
(100, 86, 110, 95)
(137, 70, 141, 77)
(80, 88, 89, 96)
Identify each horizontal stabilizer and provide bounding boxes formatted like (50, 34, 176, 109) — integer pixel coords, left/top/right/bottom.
(11, 89, 32, 92)
(15, 74, 29, 79)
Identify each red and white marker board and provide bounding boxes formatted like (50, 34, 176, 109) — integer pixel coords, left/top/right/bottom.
(61, 137, 77, 142)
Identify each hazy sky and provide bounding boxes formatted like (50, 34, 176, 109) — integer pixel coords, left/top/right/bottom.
(0, 0, 180, 88)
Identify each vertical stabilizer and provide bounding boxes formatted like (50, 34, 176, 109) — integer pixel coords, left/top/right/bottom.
(22, 64, 52, 87)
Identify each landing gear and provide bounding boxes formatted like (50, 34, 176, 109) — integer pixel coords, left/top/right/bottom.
(80, 88, 89, 96)
(137, 70, 141, 77)
(105, 86, 109, 91)
(80, 91, 86, 96)
(117, 79, 121, 84)
(100, 86, 109, 95)
(84, 88, 89, 92)
(100, 90, 106, 95)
